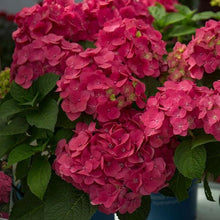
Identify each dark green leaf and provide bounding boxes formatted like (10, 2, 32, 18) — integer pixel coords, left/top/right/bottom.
(192, 11, 216, 21)
(174, 139, 206, 179)
(19, 93, 39, 107)
(206, 142, 220, 178)
(0, 135, 17, 158)
(28, 127, 53, 141)
(53, 129, 73, 143)
(27, 157, 51, 200)
(10, 174, 97, 220)
(192, 134, 217, 149)
(163, 13, 185, 26)
(141, 76, 162, 98)
(117, 196, 151, 220)
(215, 11, 220, 20)
(9, 191, 44, 220)
(7, 144, 36, 166)
(16, 158, 31, 180)
(0, 117, 29, 136)
(56, 108, 77, 129)
(169, 170, 192, 201)
(174, 4, 193, 15)
(10, 81, 35, 104)
(168, 25, 196, 37)
(204, 174, 215, 202)
(0, 99, 24, 120)
(159, 187, 175, 197)
(148, 4, 166, 22)
(78, 41, 96, 50)
(35, 73, 60, 99)
(44, 174, 97, 220)
(26, 99, 58, 132)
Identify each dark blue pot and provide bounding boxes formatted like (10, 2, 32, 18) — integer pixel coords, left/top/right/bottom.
(147, 181, 197, 220)
(90, 210, 114, 220)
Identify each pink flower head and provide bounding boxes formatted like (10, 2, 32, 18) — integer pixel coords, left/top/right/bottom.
(168, 19, 220, 81)
(96, 101, 121, 122)
(61, 90, 90, 121)
(0, 172, 12, 204)
(53, 111, 176, 214)
(97, 17, 167, 78)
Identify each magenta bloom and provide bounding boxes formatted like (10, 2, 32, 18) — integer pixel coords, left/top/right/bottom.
(53, 110, 176, 214)
(0, 172, 12, 204)
(168, 20, 220, 81)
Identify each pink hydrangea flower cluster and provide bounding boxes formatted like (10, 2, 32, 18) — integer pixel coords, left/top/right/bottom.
(53, 109, 176, 214)
(167, 42, 192, 81)
(167, 19, 220, 81)
(57, 16, 167, 122)
(0, 171, 12, 204)
(11, 0, 174, 88)
(97, 17, 167, 78)
(11, 33, 82, 88)
(141, 80, 220, 145)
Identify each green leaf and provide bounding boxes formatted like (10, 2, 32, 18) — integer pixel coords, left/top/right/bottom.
(215, 11, 220, 20)
(192, 11, 216, 21)
(174, 139, 206, 179)
(117, 196, 151, 220)
(0, 117, 29, 136)
(26, 99, 58, 132)
(27, 157, 51, 200)
(10, 81, 35, 104)
(7, 144, 36, 166)
(206, 142, 220, 178)
(28, 127, 53, 141)
(9, 191, 44, 220)
(174, 4, 193, 15)
(78, 41, 96, 50)
(0, 99, 24, 120)
(19, 93, 39, 107)
(168, 25, 196, 37)
(35, 73, 60, 99)
(163, 13, 185, 26)
(16, 158, 31, 180)
(56, 108, 78, 129)
(204, 174, 215, 202)
(191, 134, 217, 149)
(0, 135, 17, 158)
(44, 174, 97, 220)
(141, 76, 162, 98)
(53, 129, 73, 143)
(148, 4, 166, 22)
(169, 170, 192, 201)
(10, 174, 97, 220)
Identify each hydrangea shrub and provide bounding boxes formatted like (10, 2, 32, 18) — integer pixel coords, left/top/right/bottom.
(1, 0, 220, 219)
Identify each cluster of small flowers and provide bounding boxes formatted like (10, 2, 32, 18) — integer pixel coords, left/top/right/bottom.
(57, 16, 167, 122)
(202, 80, 220, 140)
(53, 109, 176, 214)
(167, 42, 192, 81)
(141, 80, 220, 145)
(97, 17, 167, 78)
(0, 171, 12, 204)
(11, 33, 82, 88)
(0, 68, 10, 98)
(167, 19, 220, 81)
(11, 0, 175, 89)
